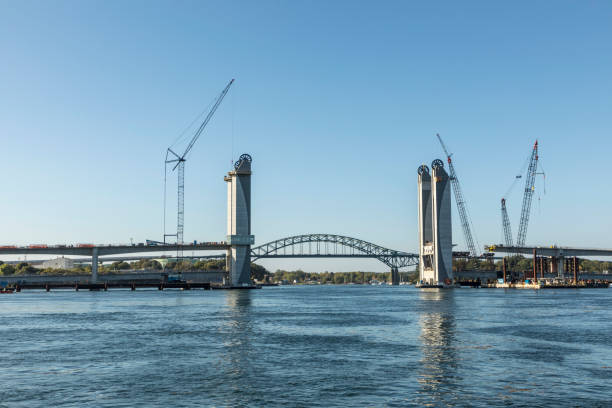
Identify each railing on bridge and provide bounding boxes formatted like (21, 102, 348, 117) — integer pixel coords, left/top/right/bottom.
(250, 234, 418, 269)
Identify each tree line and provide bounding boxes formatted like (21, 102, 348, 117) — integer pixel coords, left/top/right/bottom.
(1, 256, 609, 279)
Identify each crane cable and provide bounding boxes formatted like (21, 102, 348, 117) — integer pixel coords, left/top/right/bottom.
(169, 95, 218, 150)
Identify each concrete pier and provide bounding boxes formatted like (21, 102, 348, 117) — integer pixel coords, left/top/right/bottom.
(225, 154, 255, 287)
(391, 268, 399, 285)
(91, 247, 99, 283)
(417, 160, 453, 287)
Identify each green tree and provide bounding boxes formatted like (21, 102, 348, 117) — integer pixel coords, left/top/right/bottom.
(173, 260, 194, 271)
(516, 258, 532, 272)
(465, 258, 482, 270)
(453, 258, 468, 272)
(0, 264, 15, 276)
(14, 263, 37, 275)
(250, 263, 268, 281)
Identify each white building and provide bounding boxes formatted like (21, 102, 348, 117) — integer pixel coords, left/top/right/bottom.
(42, 257, 75, 270)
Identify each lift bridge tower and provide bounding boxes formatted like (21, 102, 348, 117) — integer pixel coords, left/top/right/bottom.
(417, 160, 453, 287)
(225, 154, 255, 286)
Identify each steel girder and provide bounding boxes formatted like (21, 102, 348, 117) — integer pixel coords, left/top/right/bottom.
(250, 234, 418, 269)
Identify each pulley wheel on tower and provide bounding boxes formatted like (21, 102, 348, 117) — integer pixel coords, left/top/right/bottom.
(431, 159, 444, 169)
(418, 165, 430, 175)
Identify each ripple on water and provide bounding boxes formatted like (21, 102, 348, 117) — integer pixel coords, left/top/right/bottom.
(1, 286, 611, 407)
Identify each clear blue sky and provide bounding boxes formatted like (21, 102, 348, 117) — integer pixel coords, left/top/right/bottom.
(1, 1, 611, 271)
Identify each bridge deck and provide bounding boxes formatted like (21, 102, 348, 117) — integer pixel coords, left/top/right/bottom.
(487, 245, 612, 257)
(0, 243, 229, 256)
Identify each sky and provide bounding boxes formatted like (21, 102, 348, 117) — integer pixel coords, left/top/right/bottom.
(1, 1, 611, 272)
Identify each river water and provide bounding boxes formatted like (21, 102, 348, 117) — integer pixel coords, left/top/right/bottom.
(0, 286, 611, 407)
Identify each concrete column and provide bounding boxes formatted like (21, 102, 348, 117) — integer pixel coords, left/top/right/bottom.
(417, 160, 452, 287)
(225, 154, 254, 287)
(557, 256, 565, 279)
(91, 247, 99, 283)
(391, 268, 400, 285)
(532, 249, 537, 283)
(431, 161, 453, 285)
(225, 249, 232, 285)
(417, 165, 433, 285)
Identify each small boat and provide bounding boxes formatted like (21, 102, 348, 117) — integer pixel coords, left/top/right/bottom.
(0, 288, 15, 294)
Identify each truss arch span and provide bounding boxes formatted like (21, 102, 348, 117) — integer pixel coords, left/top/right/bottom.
(250, 234, 418, 269)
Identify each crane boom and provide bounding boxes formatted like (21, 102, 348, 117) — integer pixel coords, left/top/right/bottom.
(164, 79, 234, 248)
(501, 198, 513, 247)
(179, 79, 235, 164)
(436, 133, 479, 256)
(516, 140, 538, 247)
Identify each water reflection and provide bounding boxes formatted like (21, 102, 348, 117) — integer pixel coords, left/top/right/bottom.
(416, 289, 458, 406)
(220, 291, 255, 404)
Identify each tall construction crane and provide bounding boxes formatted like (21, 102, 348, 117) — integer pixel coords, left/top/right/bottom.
(516, 140, 538, 247)
(500, 198, 513, 247)
(436, 133, 480, 256)
(164, 79, 234, 246)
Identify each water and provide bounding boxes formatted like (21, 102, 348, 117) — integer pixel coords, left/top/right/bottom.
(1, 286, 611, 407)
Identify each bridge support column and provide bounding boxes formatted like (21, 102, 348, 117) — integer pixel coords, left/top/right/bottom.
(91, 247, 98, 284)
(225, 154, 254, 287)
(557, 256, 565, 279)
(391, 268, 400, 286)
(417, 161, 453, 287)
(532, 249, 537, 283)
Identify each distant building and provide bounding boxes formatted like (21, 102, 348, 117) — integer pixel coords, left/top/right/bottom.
(42, 257, 74, 269)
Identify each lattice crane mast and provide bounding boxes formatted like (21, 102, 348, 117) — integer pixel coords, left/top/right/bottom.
(436, 133, 480, 256)
(500, 198, 513, 247)
(516, 140, 538, 247)
(165, 79, 234, 246)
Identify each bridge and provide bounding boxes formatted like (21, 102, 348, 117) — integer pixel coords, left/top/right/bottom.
(0, 234, 418, 285)
(251, 234, 418, 274)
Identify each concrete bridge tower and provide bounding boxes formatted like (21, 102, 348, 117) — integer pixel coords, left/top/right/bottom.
(225, 154, 255, 286)
(418, 160, 453, 287)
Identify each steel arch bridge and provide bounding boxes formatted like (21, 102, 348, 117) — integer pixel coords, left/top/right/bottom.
(250, 234, 418, 269)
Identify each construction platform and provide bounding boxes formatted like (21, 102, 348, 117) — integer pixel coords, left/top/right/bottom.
(493, 281, 609, 289)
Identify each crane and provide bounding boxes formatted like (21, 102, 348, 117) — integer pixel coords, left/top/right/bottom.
(164, 79, 234, 247)
(500, 198, 513, 247)
(436, 133, 480, 256)
(516, 140, 538, 247)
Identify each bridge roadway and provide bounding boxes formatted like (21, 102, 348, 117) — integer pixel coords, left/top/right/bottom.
(487, 244, 612, 278)
(487, 244, 612, 258)
(0, 243, 228, 257)
(0, 243, 228, 283)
